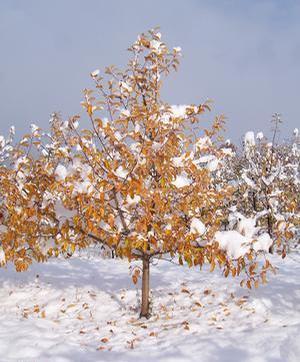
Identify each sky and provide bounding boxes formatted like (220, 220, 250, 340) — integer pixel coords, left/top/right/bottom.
(0, 0, 299, 144)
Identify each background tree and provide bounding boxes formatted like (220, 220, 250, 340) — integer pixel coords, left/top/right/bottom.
(0, 126, 15, 265)
(222, 115, 299, 255)
(0, 120, 91, 270)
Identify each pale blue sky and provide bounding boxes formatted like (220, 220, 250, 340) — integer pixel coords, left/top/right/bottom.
(0, 0, 299, 142)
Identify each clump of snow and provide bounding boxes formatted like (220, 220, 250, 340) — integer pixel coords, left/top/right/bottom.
(216, 211, 273, 259)
(243, 131, 256, 158)
(30, 124, 39, 134)
(72, 120, 79, 129)
(120, 81, 132, 93)
(74, 180, 92, 194)
(256, 132, 264, 140)
(126, 195, 141, 206)
(130, 142, 141, 155)
(241, 173, 256, 188)
(91, 69, 100, 78)
(173, 46, 182, 53)
(171, 172, 192, 188)
(195, 136, 212, 152)
(10, 125, 15, 135)
(0, 247, 5, 265)
(207, 158, 219, 172)
(14, 156, 29, 171)
(235, 214, 257, 238)
(190, 217, 206, 235)
(55, 164, 68, 181)
(114, 166, 129, 179)
(41, 191, 56, 209)
(159, 105, 188, 125)
(221, 147, 234, 156)
(197, 155, 213, 163)
(253, 233, 273, 252)
(244, 131, 255, 148)
(152, 141, 162, 151)
(215, 230, 250, 259)
(262, 170, 279, 186)
(0, 136, 5, 149)
(171, 105, 187, 117)
(293, 128, 299, 137)
(171, 156, 185, 168)
(150, 39, 163, 52)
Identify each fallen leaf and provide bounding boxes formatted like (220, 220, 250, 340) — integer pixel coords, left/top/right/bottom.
(181, 288, 190, 294)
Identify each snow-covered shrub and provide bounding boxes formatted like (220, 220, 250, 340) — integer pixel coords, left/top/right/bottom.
(221, 114, 299, 255)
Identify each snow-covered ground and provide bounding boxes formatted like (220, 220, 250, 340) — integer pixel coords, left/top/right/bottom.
(0, 249, 299, 362)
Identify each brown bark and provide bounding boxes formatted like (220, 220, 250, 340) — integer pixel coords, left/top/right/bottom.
(252, 192, 257, 212)
(140, 256, 150, 318)
(267, 214, 274, 254)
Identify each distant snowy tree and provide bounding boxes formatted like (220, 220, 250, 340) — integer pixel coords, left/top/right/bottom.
(225, 114, 299, 255)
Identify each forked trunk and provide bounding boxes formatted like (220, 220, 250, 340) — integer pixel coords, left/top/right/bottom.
(140, 257, 150, 318)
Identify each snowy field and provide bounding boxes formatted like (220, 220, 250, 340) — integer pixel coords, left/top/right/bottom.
(0, 250, 299, 362)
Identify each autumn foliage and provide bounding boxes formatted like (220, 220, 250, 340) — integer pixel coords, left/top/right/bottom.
(0, 29, 298, 317)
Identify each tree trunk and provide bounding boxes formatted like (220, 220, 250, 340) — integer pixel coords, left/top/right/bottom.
(140, 257, 150, 318)
(267, 214, 274, 254)
(252, 192, 257, 212)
